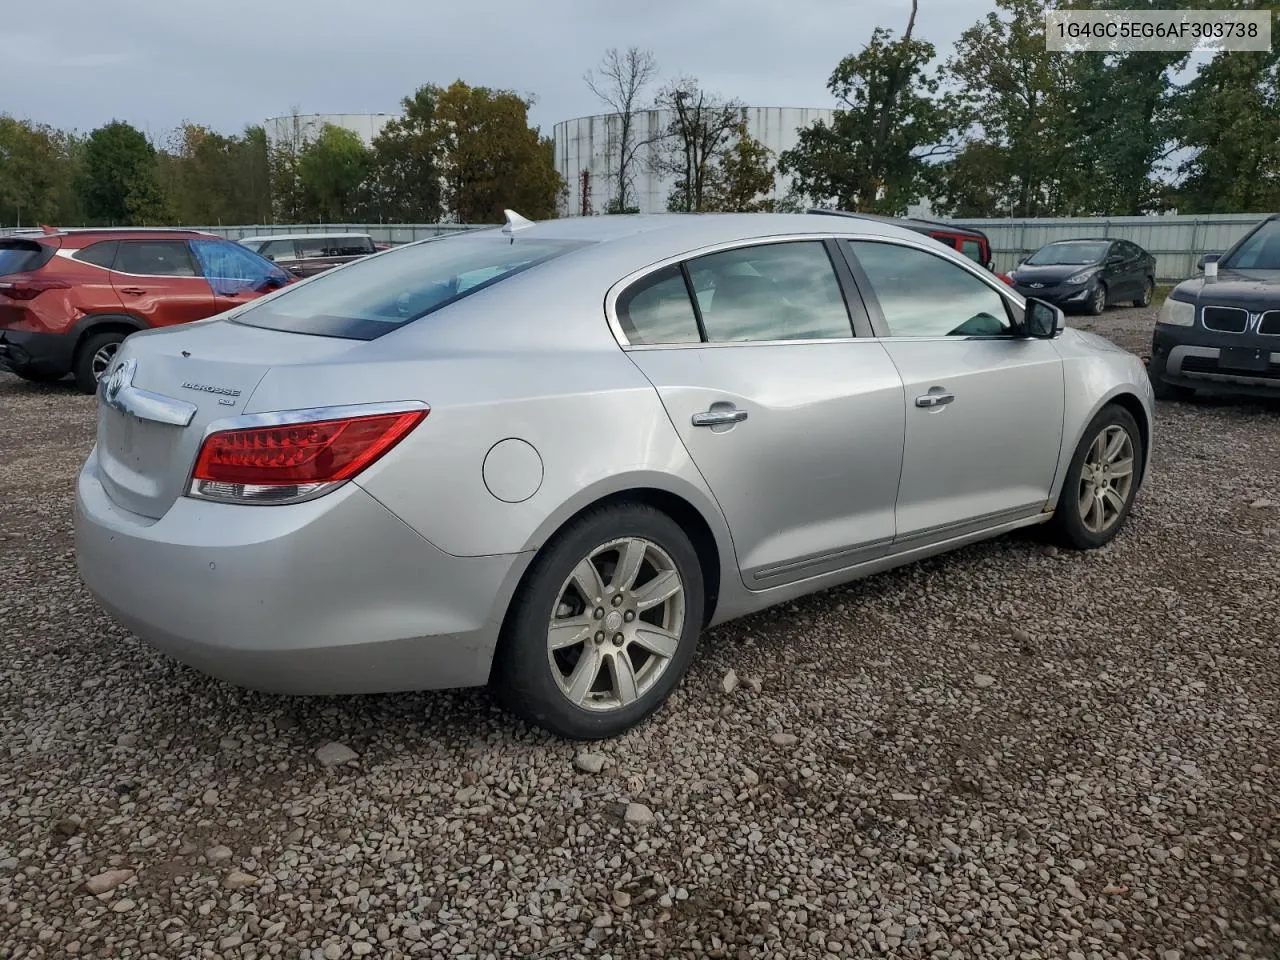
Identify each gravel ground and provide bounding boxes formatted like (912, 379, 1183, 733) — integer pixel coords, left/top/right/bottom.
(2, 306, 1279, 960)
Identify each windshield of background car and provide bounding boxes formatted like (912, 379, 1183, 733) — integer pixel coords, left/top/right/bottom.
(230, 234, 592, 340)
(1026, 241, 1109, 266)
(1222, 219, 1280, 270)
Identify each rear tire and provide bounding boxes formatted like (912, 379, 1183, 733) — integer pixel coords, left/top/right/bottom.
(491, 503, 705, 740)
(1048, 404, 1144, 551)
(1134, 277, 1154, 308)
(73, 331, 126, 394)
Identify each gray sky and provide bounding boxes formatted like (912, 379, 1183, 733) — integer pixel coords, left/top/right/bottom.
(7, 0, 996, 140)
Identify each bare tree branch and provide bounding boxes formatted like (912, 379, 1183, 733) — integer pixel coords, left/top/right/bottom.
(584, 46, 658, 212)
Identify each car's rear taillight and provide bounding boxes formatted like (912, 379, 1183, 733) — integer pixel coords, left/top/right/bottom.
(0, 275, 71, 300)
(189, 408, 427, 505)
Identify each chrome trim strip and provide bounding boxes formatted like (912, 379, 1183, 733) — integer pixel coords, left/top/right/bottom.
(196, 399, 431, 442)
(602, 231, 1026, 350)
(893, 505, 1041, 551)
(750, 537, 894, 583)
(98, 358, 198, 427)
(1200, 304, 1249, 334)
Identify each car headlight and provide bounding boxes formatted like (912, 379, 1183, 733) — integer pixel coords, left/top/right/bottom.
(1158, 297, 1195, 327)
(1065, 269, 1098, 285)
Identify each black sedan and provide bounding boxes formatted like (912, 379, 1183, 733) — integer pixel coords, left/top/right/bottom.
(1007, 238, 1156, 315)
(1148, 214, 1280, 401)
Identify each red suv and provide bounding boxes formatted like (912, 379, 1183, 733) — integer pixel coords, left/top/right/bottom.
(0, 228, 291, 393)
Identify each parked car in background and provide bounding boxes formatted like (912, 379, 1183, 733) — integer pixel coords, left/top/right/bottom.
(1007, 238, 1156, 315)
(237, 233, 383, 278)
(809, 209, 996, 271)
(75, 210, 1154, 740)
(1148, 213, 1280, 401)
(0, 228, 291, 392)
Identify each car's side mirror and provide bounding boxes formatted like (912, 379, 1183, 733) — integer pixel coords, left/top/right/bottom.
(1197, 252, 1221, 270)
(986, 260, 995, 272)
(1023, 298, 1063, 339)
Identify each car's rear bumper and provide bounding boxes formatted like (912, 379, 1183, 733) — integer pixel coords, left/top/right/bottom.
(0, 328, 74, 376)
(75, 449, 530, 695)
(1150, 323, 1280, 397)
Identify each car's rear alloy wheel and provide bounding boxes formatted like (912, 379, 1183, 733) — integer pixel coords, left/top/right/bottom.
(1135, 278, 1154, 308)
(547, 537, 685, 713)
(1049, 404, 1144, 549)
(493, 503, 704, 739)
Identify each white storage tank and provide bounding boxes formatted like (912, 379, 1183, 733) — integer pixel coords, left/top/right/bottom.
(554, 106, 836, 216)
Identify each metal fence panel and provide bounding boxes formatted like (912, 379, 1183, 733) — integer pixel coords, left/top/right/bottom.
(3, 214, 1271, 281)
(947, 214, 1267, 279)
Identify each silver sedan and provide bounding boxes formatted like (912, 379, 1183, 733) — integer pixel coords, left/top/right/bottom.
(75, 212, 1154, 739)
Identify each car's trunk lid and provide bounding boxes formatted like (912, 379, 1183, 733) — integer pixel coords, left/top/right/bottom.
(95, 319, 361, 519)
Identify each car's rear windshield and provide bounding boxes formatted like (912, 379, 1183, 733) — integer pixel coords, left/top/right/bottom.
(231, 233, 591, 340)
(0, 239, 54, 277)
(1025, 241, 1109, 266)
(1222, 219, 1280, 270)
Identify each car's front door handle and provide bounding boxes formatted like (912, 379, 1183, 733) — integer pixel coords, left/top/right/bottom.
(119, 287, 147, 296)
(692, 407, 748, 427)
(915, 392, 955, 409)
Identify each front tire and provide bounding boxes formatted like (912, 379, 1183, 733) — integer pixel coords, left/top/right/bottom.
(1087, 282, 1108, 316)
(492, 503, 705, 740)
(1048, 404, 1144, 550)
(73, 331, 126, 394)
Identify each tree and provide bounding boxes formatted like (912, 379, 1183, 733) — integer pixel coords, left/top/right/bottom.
(654, 78, 744, 213)
(934, 0, 1080, 218)
(436, 80, 562, 223)
(703, 122, 777, 212)
(77, 120, 167, 225)
(297, 124, 370, 221)
(1166, 44, 1280, 213)
(367, 85, 446, 222)
(585, 46, 659, 214)
(779, 0, 953, 213)
(158, 123, 271, 224)
(0, 117, 83, 227)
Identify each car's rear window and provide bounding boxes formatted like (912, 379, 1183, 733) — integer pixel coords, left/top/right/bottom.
(232, 233, 591, 340)
(0, 240, 55, 277)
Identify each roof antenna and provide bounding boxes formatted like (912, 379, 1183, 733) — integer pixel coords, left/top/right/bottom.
(502, 209, 534, 235)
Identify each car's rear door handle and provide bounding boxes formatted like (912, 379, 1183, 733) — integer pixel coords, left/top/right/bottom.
(915, 392, 955, 408)
(119, 287, 147, 296)
(692, 407, 748, 427)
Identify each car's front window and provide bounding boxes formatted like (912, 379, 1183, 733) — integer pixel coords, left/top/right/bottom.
(231, 233, 591, 340)
(1026, 242, 1109, 266)
(847, 240, 1013, 338)
(1221, 219, 1280, 270)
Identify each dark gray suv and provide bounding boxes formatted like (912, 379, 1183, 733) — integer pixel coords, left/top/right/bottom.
(1148, 215, 1280, 401)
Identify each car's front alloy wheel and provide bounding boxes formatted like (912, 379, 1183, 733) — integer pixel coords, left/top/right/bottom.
(493, 503, 704, 739)
(1049, 404, 1144, 549)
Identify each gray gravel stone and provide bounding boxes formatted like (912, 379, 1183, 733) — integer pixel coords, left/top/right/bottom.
(1, 308, 1278, 959)
(314, 741, 358, 767)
